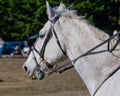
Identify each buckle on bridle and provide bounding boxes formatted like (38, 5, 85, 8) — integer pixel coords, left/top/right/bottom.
(40, 58, 54, 69)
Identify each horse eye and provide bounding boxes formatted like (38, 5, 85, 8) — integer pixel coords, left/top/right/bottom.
(39, 34, 45, 38)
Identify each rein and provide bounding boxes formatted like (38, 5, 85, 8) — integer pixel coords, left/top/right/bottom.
(48, 31, 120, 96)
(48, 31, 120, 75)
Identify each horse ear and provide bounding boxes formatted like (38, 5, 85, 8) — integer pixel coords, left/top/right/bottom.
(57, 2, 66, 12)
(46, 1, 55, 20)
(59, 2, 66, 9)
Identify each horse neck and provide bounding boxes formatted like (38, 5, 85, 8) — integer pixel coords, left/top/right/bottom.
(61, 18, 120, 95)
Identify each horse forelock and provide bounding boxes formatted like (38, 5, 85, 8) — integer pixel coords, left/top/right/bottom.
(54, 6, 78, 18)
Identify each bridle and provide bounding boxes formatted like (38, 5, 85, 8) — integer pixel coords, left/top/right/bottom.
(32, 14, 66, 73)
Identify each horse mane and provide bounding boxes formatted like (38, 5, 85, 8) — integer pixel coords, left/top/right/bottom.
(85, 22, 110, 41)
(55, 7, 110, 41)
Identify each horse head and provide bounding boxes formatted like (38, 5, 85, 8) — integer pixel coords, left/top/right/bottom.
(23, 1, 68, 80)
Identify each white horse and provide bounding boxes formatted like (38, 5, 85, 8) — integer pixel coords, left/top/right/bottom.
(23, 1, 120, 96)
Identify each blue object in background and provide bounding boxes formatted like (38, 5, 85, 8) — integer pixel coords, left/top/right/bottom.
(27, 34, 39, 40)
(3, 41, 22, 55)
(0, 47, 4, 57)
(0, 38, 5, 57)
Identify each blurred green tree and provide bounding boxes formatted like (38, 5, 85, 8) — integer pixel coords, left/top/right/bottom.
(0, 0, 119, 41)
(74, 0, 119, 35)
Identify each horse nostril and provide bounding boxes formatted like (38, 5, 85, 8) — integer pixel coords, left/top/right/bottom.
(24, 66, 28, 72)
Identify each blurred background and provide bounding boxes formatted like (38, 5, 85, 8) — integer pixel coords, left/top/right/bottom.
(0, 0, 119, 56)
(0, 1, 119, 96)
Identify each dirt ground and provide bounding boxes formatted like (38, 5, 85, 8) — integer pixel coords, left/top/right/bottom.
(0, 58, 90, 96)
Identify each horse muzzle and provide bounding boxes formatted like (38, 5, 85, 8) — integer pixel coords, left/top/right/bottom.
(23, 65, 45, 80)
